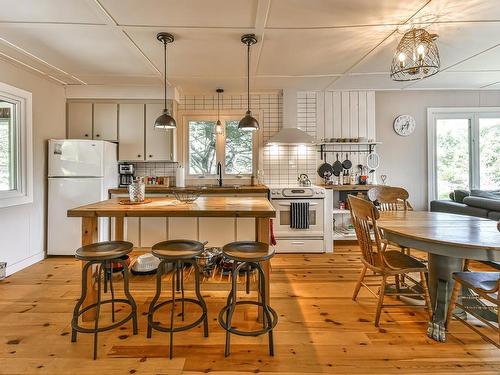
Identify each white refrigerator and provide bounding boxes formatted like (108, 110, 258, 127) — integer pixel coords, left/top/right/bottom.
(47, 139, 118, 255)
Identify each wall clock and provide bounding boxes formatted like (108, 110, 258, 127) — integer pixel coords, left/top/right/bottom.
(393, 114, 416, 136)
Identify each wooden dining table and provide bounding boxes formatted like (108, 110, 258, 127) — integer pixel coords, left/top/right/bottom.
(67, 196, 276, 322)
(377, 211, 500, 342)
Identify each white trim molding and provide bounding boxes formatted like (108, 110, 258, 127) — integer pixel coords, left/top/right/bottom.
(0, 81, 33, 208)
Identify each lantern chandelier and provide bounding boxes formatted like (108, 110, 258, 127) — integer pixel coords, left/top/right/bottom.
(390, 28, 440, 81)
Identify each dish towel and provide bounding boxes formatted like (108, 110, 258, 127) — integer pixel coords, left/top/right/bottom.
(290, 202, 310, 229)
(270, 219, 277, 246)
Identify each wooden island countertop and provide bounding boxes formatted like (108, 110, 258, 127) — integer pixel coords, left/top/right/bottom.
(68, 196, 275, 218)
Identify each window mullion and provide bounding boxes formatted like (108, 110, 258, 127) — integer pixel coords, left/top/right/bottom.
(470, 114, 480, 190)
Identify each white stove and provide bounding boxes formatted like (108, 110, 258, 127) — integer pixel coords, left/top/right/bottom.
(267, 184, 329, 253)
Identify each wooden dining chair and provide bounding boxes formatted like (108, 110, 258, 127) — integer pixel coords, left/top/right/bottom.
(445, 272, 500, 348)
(348, 195, 433, 327)
(367, 186, 416, 259)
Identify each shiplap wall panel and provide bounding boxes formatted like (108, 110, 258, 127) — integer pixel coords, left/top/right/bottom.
(320, 91, 377, 178)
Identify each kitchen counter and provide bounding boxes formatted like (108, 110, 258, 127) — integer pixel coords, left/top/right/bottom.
(108, 184, 269, 195)
(320, 184, 378, 191)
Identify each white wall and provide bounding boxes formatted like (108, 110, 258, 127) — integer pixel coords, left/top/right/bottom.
(375, 90, 500, 210)
(0, 60, 65, 275)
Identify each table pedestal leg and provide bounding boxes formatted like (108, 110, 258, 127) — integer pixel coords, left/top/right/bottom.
(427, 254, 464, 342)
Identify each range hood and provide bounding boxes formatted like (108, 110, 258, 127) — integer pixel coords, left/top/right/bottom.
(267, 89, 316, 145)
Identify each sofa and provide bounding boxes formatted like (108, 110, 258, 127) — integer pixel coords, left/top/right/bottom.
(430, 189, 500, 221)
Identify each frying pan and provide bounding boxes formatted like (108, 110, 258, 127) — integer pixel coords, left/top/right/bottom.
(342, 153, 352, 170)
(317, 151, 333, 178)
(332, 153, 343, 176)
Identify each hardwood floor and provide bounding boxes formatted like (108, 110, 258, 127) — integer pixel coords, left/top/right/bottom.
(0, 245, 499, 374)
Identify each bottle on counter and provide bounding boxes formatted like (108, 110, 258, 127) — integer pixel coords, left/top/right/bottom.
(343, 170, 350, 185)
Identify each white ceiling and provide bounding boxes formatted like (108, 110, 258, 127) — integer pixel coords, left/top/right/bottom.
(0, 0, 500, 92)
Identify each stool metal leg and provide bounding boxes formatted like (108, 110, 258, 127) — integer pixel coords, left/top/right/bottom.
(246, 264, 251, 294)
(225, 262, 245, 357)
(148, 260, 165, 339)
(193, 259, 208, 337)
(72, 261, 94, 343)
(108, 261, 115, 323)
(93, 264, 103, 360)
(169, 262, 177, 359)
(180, 262, 185, 322)
(119, 259, 137, 335)
(257, 263, 274, 356)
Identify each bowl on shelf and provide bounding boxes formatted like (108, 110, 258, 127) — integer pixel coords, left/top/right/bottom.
(173, 189, 201, 204)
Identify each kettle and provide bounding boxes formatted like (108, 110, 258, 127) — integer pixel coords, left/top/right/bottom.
(298, 174, 312, 187)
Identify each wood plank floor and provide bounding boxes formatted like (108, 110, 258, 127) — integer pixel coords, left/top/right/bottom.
(0, 245, 499, 374)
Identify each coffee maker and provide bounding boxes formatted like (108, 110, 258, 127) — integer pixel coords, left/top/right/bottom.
(118, 163, 134, 187)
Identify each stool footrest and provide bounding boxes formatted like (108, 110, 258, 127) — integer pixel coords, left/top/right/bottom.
(148, 298, 207, 333)
(72, 299, 136, 334)
(218, 300, 278, 337)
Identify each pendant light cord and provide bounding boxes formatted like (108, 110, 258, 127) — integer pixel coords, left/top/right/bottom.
(217, 90, 220, 120)
(246, 42, 250, 112)
(163, 40, 167, 111)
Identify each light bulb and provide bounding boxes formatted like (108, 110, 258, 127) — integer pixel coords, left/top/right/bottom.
(398, 52, 406, 62)
(215, 120, 223, 135)
(417, 44, 425, 56)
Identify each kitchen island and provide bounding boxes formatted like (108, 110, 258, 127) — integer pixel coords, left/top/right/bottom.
(67, 196, 276, 321)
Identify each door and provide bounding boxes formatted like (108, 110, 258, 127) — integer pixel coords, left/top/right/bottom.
(67, 102, 92, 139)
(48, 139, 104, 177)
(47, 177, 103, 255)
(145, 103, 175, 161)
(93, 103, 118, 141)
(119, 103, 144, 161)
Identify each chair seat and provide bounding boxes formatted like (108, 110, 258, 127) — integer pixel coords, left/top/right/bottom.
(222, 241, 274, 262)
(75, 241, 133, 261)
(452, 272, 500, 293)
(378, 250, 427, 271)
(152, 239, 204, 260)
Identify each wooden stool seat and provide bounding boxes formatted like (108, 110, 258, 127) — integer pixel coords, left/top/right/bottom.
(380, 250, 428, 273)
(453, 272, 500, 293)
(75, 241, 133, 261)
(222, 241, 274, 262)
(152, 239, 204, 260)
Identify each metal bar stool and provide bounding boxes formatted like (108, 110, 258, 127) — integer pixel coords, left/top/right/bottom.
(218, 241, 278, 357)
(71, 241, 138, 360)
(147, 239, 209, 359)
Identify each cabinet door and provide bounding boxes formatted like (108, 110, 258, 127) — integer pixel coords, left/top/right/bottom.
(67, 102, 92, 139)
(125, 217, 140, 247)
(145, 103, 175, 161)
(168, 218, 198, 240)
(199, 218, 235, 247)
(236, 218, 255, 241)
(140, 218, 167, 247)
(118, 103, 144, 161)
(93, 103, 118, 141)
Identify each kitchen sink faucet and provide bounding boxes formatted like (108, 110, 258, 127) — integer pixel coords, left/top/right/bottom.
(217, 162, 223, 187)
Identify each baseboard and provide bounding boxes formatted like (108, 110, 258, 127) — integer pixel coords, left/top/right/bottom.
(6, 252, 45, 276)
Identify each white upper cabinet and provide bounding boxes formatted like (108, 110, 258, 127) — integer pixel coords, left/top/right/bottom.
(67, 102, 92, 139)
(145, 103, 175, 161)
(118, 103, 145, 161)
(93, 103, 118, 141)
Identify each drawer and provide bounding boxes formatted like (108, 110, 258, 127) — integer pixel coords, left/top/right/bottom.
(274, 238, 324, 253)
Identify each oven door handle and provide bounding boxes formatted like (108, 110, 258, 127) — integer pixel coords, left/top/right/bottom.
(277, 202, 319, 207)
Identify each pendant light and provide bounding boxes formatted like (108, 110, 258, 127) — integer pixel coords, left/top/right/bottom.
(238, 34, 259, 131)
(154, 32, 176, 129)
(215, 88, 224, 135)
(390, 28, 440, 81)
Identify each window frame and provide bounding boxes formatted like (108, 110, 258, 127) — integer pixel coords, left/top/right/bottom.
(427, 107, 500, 205)
(180, 111, 261, 182)
(0, 82, 32, 208)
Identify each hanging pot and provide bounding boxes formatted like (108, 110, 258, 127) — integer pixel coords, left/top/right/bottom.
(342, 153, 352, 170)
(317, 151, 333, 178)
(332, 153, 343, 176)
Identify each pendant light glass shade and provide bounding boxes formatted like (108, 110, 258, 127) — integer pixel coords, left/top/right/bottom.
(390, 28, 440, 81)
(239, 34, 259, 131)
(154, 32, 176, 129)
(215, 88, 223, 135)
